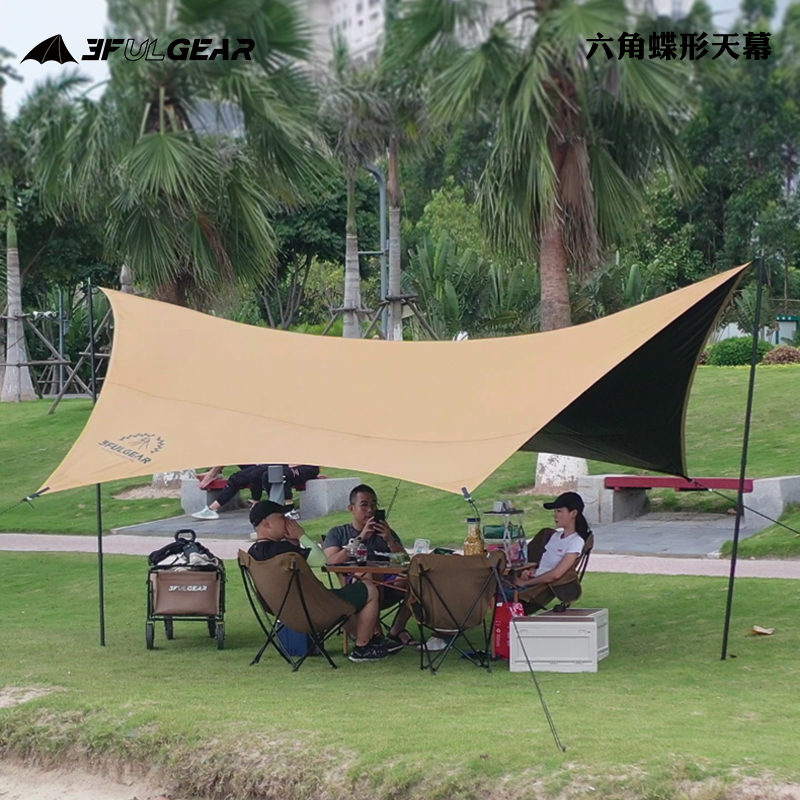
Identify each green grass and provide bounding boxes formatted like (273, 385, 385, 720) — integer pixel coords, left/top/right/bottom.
(2, 366, 800, 555)
(0, 399, 182, 533)
(0, 552, 798, 799)
(720, 504, 800, 558)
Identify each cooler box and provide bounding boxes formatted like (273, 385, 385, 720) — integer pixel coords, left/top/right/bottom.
(277, 623, 315, 657)
(509, 608, 609, 673)
(149, 570, 221, 616)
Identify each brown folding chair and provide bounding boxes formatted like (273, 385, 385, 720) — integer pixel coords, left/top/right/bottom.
(406, 552, 505, 674)
(522, 529, 594, 612)
(238, 550, 355, 671)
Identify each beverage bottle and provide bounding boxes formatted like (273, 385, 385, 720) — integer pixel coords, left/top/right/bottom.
(356, 540, 368, 566)
(463, 518, 485, 556)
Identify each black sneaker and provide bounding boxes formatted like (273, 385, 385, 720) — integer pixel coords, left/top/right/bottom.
(384, 638, 404, 655)
(348, 642, 389, 662)
(370, 633, 403, 655)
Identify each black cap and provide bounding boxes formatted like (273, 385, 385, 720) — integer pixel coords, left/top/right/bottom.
(543, 491, 584, 512)
(249, 500, 294, 528)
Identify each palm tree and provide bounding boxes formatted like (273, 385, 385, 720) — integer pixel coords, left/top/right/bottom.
(319, 40, 387, 338)
(378, 0, 428, 341)
(1, 48, 36, 402)
(398, 0, 694, 489)
(29, 0, 321, 308)
(399, 0, 693, 330)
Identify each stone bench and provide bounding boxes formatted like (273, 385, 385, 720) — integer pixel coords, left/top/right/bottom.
(578, 474, 800, 528)
(180, 476, 361, 519)
(299, 477, 361, 520)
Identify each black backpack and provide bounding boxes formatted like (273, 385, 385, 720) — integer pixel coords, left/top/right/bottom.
(148, 529, 221, 570)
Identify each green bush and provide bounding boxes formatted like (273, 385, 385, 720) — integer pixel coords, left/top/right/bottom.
(761, 344, 800, 365)
(706, 336, 772, 366)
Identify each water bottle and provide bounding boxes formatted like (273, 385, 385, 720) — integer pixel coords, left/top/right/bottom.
(356, 539, 368, 566)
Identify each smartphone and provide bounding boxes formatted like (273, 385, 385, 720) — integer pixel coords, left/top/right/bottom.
(374, 509, 386, 523)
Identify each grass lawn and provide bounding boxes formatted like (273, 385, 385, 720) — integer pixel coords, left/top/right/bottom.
(721, 504, 800, 558)
(0, 552, 798, 800)
(2, 366, 800, 555)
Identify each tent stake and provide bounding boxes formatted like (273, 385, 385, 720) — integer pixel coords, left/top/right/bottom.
(720, 256, 763, 660)
(87, 279, 106, 647)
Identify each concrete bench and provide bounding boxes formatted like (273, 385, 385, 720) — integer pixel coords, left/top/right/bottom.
(578, 474, 754, 525)
(299, 477, 361, 520)
(182, 476, 313, 514)
(180, 475, 361, 519)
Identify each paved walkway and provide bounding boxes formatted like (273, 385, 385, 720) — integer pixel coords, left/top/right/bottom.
(591, 512, 764, 557)
(1, 533, 799, 579)
(112, 509, 770, 557)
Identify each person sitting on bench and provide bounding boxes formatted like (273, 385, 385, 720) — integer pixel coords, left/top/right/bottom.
(514, 491, 589, 613)
(193, 464, 320, 520)
(248, 500, 400, 662)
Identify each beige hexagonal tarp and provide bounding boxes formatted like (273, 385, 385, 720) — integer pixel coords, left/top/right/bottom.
(38, 264, 748, 497)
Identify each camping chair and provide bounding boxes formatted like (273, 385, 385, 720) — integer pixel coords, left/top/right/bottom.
(524, 528, 594, 613)
(407, 552, 506, 674)
(238, 550, 355, 671)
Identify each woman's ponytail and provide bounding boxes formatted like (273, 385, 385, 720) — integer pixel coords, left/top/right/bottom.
(576, 511, 590, 540)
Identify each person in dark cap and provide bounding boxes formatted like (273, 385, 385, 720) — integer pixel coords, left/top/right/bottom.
(247, 500, 400, 662)
(514, 491, 591, 612)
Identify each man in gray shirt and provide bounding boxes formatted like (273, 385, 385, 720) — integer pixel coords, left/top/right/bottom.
(323, 484, 417, 647)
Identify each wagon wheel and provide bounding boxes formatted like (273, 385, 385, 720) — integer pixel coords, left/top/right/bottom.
(216, 622, 225, 650)
(146, 622, 155, 650)
(207, 618, 216, 638)
(164, 617, 174, 639)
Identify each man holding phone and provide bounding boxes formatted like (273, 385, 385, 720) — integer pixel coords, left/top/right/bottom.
(323, 484, 417, 647)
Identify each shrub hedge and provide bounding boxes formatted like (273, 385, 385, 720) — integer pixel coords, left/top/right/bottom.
(706, 336, 772, 366)
(761, 344, 800, 365)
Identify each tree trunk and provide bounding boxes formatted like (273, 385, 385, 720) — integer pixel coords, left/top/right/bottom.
(1, 206, 36, 402)
(120, 263, 134, 293)
(387, 134, 403, 341)
(154, 279, 188, 306)
(535, 202, 588, 491)
(538, 208, 571, 332)
(343, 168, 362, 339)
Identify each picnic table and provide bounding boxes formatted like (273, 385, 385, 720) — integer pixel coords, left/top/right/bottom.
(323, 561, 409, 592)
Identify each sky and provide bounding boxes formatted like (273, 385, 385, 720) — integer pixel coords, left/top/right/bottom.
(1, 0, 794, 118)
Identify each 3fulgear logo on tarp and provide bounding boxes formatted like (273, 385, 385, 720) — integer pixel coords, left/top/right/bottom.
(21, 33, 255, 64)
(99, 433, 165, 465)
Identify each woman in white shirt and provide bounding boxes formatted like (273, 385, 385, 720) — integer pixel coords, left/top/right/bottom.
(515, 491, 590, 613)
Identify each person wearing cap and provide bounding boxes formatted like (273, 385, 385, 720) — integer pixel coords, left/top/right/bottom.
(247, 500, 400, 662)
(514, 491, 590, 613)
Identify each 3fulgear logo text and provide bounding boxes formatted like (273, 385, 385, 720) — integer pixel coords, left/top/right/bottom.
(99, 433, 165, 464)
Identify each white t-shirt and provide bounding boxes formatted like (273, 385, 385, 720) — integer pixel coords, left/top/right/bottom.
(534, 530, 584, 576)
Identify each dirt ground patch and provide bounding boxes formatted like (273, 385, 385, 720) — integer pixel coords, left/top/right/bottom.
(0, 687, 55, 709)
(0, 759, 174, 800)
(113, 486, 182, 500)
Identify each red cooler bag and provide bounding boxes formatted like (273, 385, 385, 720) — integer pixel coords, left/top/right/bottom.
(494, 601, 524, 659)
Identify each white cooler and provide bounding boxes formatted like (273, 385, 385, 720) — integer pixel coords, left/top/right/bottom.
(509, 608, 609, 673)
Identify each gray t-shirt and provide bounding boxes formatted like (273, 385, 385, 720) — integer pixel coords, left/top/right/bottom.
(323, 523, 403, 559)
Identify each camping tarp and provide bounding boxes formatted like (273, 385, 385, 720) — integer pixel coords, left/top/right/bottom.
(39, 264, 748, 497)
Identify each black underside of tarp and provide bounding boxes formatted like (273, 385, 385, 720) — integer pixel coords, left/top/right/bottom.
(520, 270, 746, 475)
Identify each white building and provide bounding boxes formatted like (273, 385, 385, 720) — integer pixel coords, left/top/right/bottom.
(302, 0, 531, 67)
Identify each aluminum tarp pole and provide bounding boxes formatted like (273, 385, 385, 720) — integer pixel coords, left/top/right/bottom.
(87, 279, 106, 647)
(721, 257, 763, 660)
